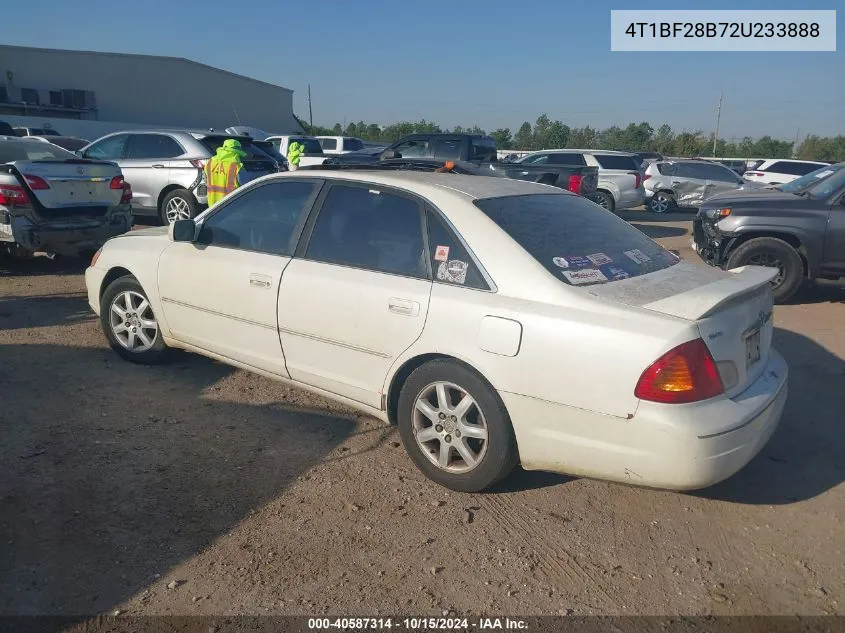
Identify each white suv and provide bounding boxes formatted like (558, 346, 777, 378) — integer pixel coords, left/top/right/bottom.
(518, 149, 644, 211)
(743, 159, 829, 185)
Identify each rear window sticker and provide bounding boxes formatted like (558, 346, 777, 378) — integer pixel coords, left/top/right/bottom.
(624, 249, 651, 265)
(562, 268, 608, 285)
(565, 255, 592, 268)
(606, 265, 630, 280)
(437, 260, 468, 285)
(552, 257, 569, 268)
(434, 245, 450, 262)
(587, 252, 613, 266)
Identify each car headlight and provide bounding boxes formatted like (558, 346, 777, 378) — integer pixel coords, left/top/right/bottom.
(702, 207, 731, 219)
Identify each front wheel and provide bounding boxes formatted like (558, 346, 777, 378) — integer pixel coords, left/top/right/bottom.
(591, 190, 615, 212)
(649, 191, 676, 213)
(397, 360, 518, 492)
(725, 237, 804, 304)
(101, 276, 170, 363)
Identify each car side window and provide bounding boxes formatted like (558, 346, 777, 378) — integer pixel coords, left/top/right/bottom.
(85, 134, 129, 160)
(548, 153, 586, 166)
(700, 163, 740, 182)
(126, 134, 184, 159)
(197, 180, 321, 256)
(320, 138, 337, 151)
(675, 163, 708, 179)
(305, 184, 427, 278)
(433, 139, 463, 160)
(392, 138, 429, 158)
(523, 154, 549, 165)
(345, 138, 364, 151)
(426, 210, 489, 290)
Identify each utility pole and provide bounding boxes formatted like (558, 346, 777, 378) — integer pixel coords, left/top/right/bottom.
(307, 84, 313, 132)
(793, 127, 800, 157)
(712, 90, 722, 157)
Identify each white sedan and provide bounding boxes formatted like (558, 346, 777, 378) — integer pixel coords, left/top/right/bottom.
(85, 171, 788, 492)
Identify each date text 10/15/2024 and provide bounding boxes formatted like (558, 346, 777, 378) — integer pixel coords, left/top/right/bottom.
(308, 617, 529, 630)
(610, 10, 836, 52)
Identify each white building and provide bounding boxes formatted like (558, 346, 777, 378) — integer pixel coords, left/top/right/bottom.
(0, 45, 304, 140)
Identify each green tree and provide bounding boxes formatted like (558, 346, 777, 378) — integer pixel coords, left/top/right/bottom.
(514, 122, 534, 150)
(672, 131, 708, 157)
(490, 128, 513, 149)
(796, 135, 845, 162)
(651, 124, 674, 154)
(533, 114, 551, 149)
(546, 120, 570, 149)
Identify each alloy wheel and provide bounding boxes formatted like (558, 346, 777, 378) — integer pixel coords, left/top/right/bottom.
(412, 381, 489, 473)
(165, 197, 191, 223)
(109, 290, 158, 352)
(747, 252, 786, 286)
(651, 196, 670, 213)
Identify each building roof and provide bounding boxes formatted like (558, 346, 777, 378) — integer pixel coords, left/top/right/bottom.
(0, 45, 293, 94)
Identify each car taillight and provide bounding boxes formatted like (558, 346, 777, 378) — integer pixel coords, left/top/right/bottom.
(745, 172, 764, 177)
(634, 339, 724, 404)
(24, 175, 50, 190)
(568, 174, 583, 195)
(109, 175, 125, 189)
(0, 184, 29, 206)
(643, 174, 652, 181)
(629, 172, 642, 188)
(120, 182, 132, 204)
(90, 248, 102, 267)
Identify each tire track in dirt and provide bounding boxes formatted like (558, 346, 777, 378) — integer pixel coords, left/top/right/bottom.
(482, 495, 621, 610)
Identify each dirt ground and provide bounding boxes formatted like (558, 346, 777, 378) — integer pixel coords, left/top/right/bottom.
(1, 213, 843, 619)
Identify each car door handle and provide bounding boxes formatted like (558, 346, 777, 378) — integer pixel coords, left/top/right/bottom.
(388, 297, 419, 316)
(151, 164, 165, 169)
(249, 273, 272, 289)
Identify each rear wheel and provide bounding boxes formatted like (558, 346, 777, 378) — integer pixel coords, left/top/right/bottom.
(101, 276, 170, 363)
(159, 189, 198, 225)
(397, 359, 518, 492)
(649, 191, 676, 213)
(725, 237, 804, 304)
(591, 190, 615, 212)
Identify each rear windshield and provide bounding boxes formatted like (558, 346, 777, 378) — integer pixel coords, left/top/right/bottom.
(594, 154, 641, 171)
(289, 137, 324, 154)
(474, 194, 679, 287)
(779, 164, 844, 192)
(199, 137, 276, 162)
(0, 141, 77, 162)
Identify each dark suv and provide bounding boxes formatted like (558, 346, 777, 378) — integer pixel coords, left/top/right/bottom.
(693, 163, 845, 303)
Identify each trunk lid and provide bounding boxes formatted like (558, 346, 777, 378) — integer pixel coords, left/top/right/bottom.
(588, 262, 777, 397)
(9, 159, 123, 209)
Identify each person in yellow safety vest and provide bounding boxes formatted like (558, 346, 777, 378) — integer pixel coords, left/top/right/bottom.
(287, 141, 304, 171)
(203, 139, 246, 206)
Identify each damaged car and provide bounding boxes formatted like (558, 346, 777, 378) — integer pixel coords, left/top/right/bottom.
(0, 137, 132, 258)
(644, 159, 762, 213)
(692, 162, 845, 303)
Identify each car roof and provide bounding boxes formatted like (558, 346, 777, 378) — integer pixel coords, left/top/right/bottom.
(275, 170, 561, 200)
(535, 149, 637, 156)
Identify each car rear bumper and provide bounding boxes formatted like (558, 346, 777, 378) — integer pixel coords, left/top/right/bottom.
(502, 349, 787, 490)
(8, 210, 132, 256)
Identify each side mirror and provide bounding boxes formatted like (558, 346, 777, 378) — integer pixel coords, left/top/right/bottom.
(169, 219, 197, 242)
(381, 149, 399, 160)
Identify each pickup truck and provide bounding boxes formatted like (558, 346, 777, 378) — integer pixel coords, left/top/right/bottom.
(692, 162, 845, 303)
(324, 134, 598, 197)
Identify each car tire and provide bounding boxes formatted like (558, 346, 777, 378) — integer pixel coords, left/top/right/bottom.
(649, 191, 676, 213)
(100, 276, 170, 364)
(591, 190, 615, 212)
(725, 237, 804, 304)
(159, 189, 198, 225)
(397, 359, 518, 492)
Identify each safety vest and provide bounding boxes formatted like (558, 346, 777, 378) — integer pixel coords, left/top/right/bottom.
(204, 158, 241, 206)
(288, 142, 303, 166)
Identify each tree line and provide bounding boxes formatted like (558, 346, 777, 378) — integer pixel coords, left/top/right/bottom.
(304, 115, 845, 162)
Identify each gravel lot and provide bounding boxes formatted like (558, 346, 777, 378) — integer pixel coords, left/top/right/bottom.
(1, 213, 843, 618)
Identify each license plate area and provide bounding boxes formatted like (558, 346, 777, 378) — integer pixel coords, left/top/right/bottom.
(745, 328, 761, 368)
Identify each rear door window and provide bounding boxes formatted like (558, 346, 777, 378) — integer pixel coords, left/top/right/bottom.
(426, 209, 489, 290)
(320, 138, 338, 151)
(433, 138, 463, 160)
(769, 161, 824, 176)
(474, 194, 679, 287)
(392, 138, 429, 159)
(344, 138, 364, 151)
(126, 134, 184, 159)
(593, 154, 640, 170)
(548, 153, 587, 166)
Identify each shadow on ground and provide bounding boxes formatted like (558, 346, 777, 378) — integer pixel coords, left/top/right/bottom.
(0, 256, 88, 278)
(0, 294, 93, 330)
(0, 342, 357, 615)
(698, 327, 845, 505)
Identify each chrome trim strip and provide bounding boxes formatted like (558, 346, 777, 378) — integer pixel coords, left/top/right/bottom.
(46, 176, 110, 183)
(161, 297, 276, 331)
(278, 326, 391, 358)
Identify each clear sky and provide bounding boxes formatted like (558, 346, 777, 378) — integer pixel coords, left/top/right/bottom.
(4, 0, 843, 140)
